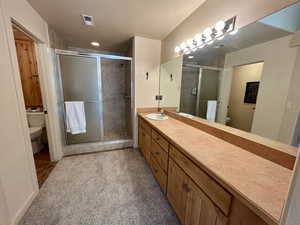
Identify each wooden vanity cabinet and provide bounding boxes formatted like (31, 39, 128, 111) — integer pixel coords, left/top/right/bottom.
(167, 158, 189, 223)
(168, 158, 228, 225)
(138, 116, 272, 225)
(138, 118, 151, 164)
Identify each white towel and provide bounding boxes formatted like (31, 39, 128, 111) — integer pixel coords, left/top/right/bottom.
(206, 100, 217, 122)
(65, 101, 86, 134)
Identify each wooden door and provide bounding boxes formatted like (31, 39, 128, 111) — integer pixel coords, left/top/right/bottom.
(185, 179, 228, 225)
(15, 39, 43, 107)
(167, 158, 189, 223)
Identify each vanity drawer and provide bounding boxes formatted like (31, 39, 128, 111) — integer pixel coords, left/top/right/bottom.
(150, 154, 167, 193)
(140, 118, 152, 135)
(151, 139, 168, 172)
(152, 130, 169, 152)
(169, 145, 232, 216)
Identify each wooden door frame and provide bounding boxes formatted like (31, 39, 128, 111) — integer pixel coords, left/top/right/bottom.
(4, 18, 63, 167)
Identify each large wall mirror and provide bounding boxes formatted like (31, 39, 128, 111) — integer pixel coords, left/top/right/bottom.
(159, 1, 300, 147)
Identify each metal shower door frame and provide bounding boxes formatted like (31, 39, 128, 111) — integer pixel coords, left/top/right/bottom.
(55, 49, 133, 145)
(182, 64, 222, 117)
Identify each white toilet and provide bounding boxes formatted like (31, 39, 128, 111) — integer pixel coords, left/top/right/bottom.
(27, 112, 46, 154)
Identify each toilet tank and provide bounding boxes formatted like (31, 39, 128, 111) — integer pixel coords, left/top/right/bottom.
(27, 112, 45, 127)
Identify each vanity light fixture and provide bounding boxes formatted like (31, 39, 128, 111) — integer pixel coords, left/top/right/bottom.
(91, 41, 100, 47)
(174, 16, 236, 55)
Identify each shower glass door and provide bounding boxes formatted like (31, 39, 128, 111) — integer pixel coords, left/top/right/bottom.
(100, 58, 132, 141)
(196, 69, 220, 118)
(59, 55, 102, 144)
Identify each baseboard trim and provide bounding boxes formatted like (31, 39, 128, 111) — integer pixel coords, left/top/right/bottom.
(13, 189, 38, 225)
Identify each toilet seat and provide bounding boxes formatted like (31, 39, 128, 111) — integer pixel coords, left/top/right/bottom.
(29, 127, 43, 140)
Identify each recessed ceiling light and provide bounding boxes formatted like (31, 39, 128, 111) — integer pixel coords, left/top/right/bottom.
(188, 56, 194, 59)
(91, 41, 100, 47)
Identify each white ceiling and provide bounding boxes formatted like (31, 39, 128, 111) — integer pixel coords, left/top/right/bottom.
(27, 0, 206, 52)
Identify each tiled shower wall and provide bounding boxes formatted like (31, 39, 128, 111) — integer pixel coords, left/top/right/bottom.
(180, 66, 199, 115)
(101, 58, 132, 141)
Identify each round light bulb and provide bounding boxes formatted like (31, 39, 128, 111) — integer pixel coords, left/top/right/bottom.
(174, 46, 181, 53)
(186, 39, 194, 48)
(180, 42, 187, 50)
(215, 30, 224, 37)
(194, 33, 202, 41)
(215, 20, 226, 31)
(203, 27, 213, 38)
(196, 39, 203, 46)
(205, 36, 212, 43)
(183, 47, 189, 53)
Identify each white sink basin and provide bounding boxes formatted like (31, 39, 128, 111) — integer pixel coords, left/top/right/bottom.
(177, 112, 195, 119)
(146, 113, 168, 121)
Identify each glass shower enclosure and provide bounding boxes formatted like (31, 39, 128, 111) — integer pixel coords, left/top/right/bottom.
(180, 64, 221, 119)
(56, 51, 132, 146)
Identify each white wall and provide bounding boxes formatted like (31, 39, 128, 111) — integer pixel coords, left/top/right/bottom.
(228, 62, 264, 132)
(0, 179, 10, 225)
(219, 36, 298, 143)
(133, 36, 161, 147)
(159, 56, 183, 109)
(217, 68, 233, 124)
(0, 0, 63, 224)
(279, 48, 300, 144)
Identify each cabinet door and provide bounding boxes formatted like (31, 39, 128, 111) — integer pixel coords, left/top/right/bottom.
(138, 126, 144, 152)
(144, 132, 151, 163)
(185, 180, 228, 225)
(167, 159, 189, 223)
(228, 198, 267, 225)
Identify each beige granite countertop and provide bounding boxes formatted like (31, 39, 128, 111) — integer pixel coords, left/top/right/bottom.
(139, 113, 293, 225)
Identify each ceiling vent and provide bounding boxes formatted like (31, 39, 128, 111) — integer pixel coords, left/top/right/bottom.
(81, 14, 94, 26)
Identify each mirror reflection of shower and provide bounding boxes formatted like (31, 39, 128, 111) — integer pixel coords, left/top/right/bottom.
(180, 64, 221, 121)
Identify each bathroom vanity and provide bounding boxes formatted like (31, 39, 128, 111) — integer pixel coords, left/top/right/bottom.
(138, 111, 297, 225)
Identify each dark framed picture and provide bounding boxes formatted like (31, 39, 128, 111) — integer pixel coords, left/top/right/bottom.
(244, 81, 260, 104)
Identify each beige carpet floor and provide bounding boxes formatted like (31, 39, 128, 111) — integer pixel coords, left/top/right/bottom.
(19, 148, 180, 225)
